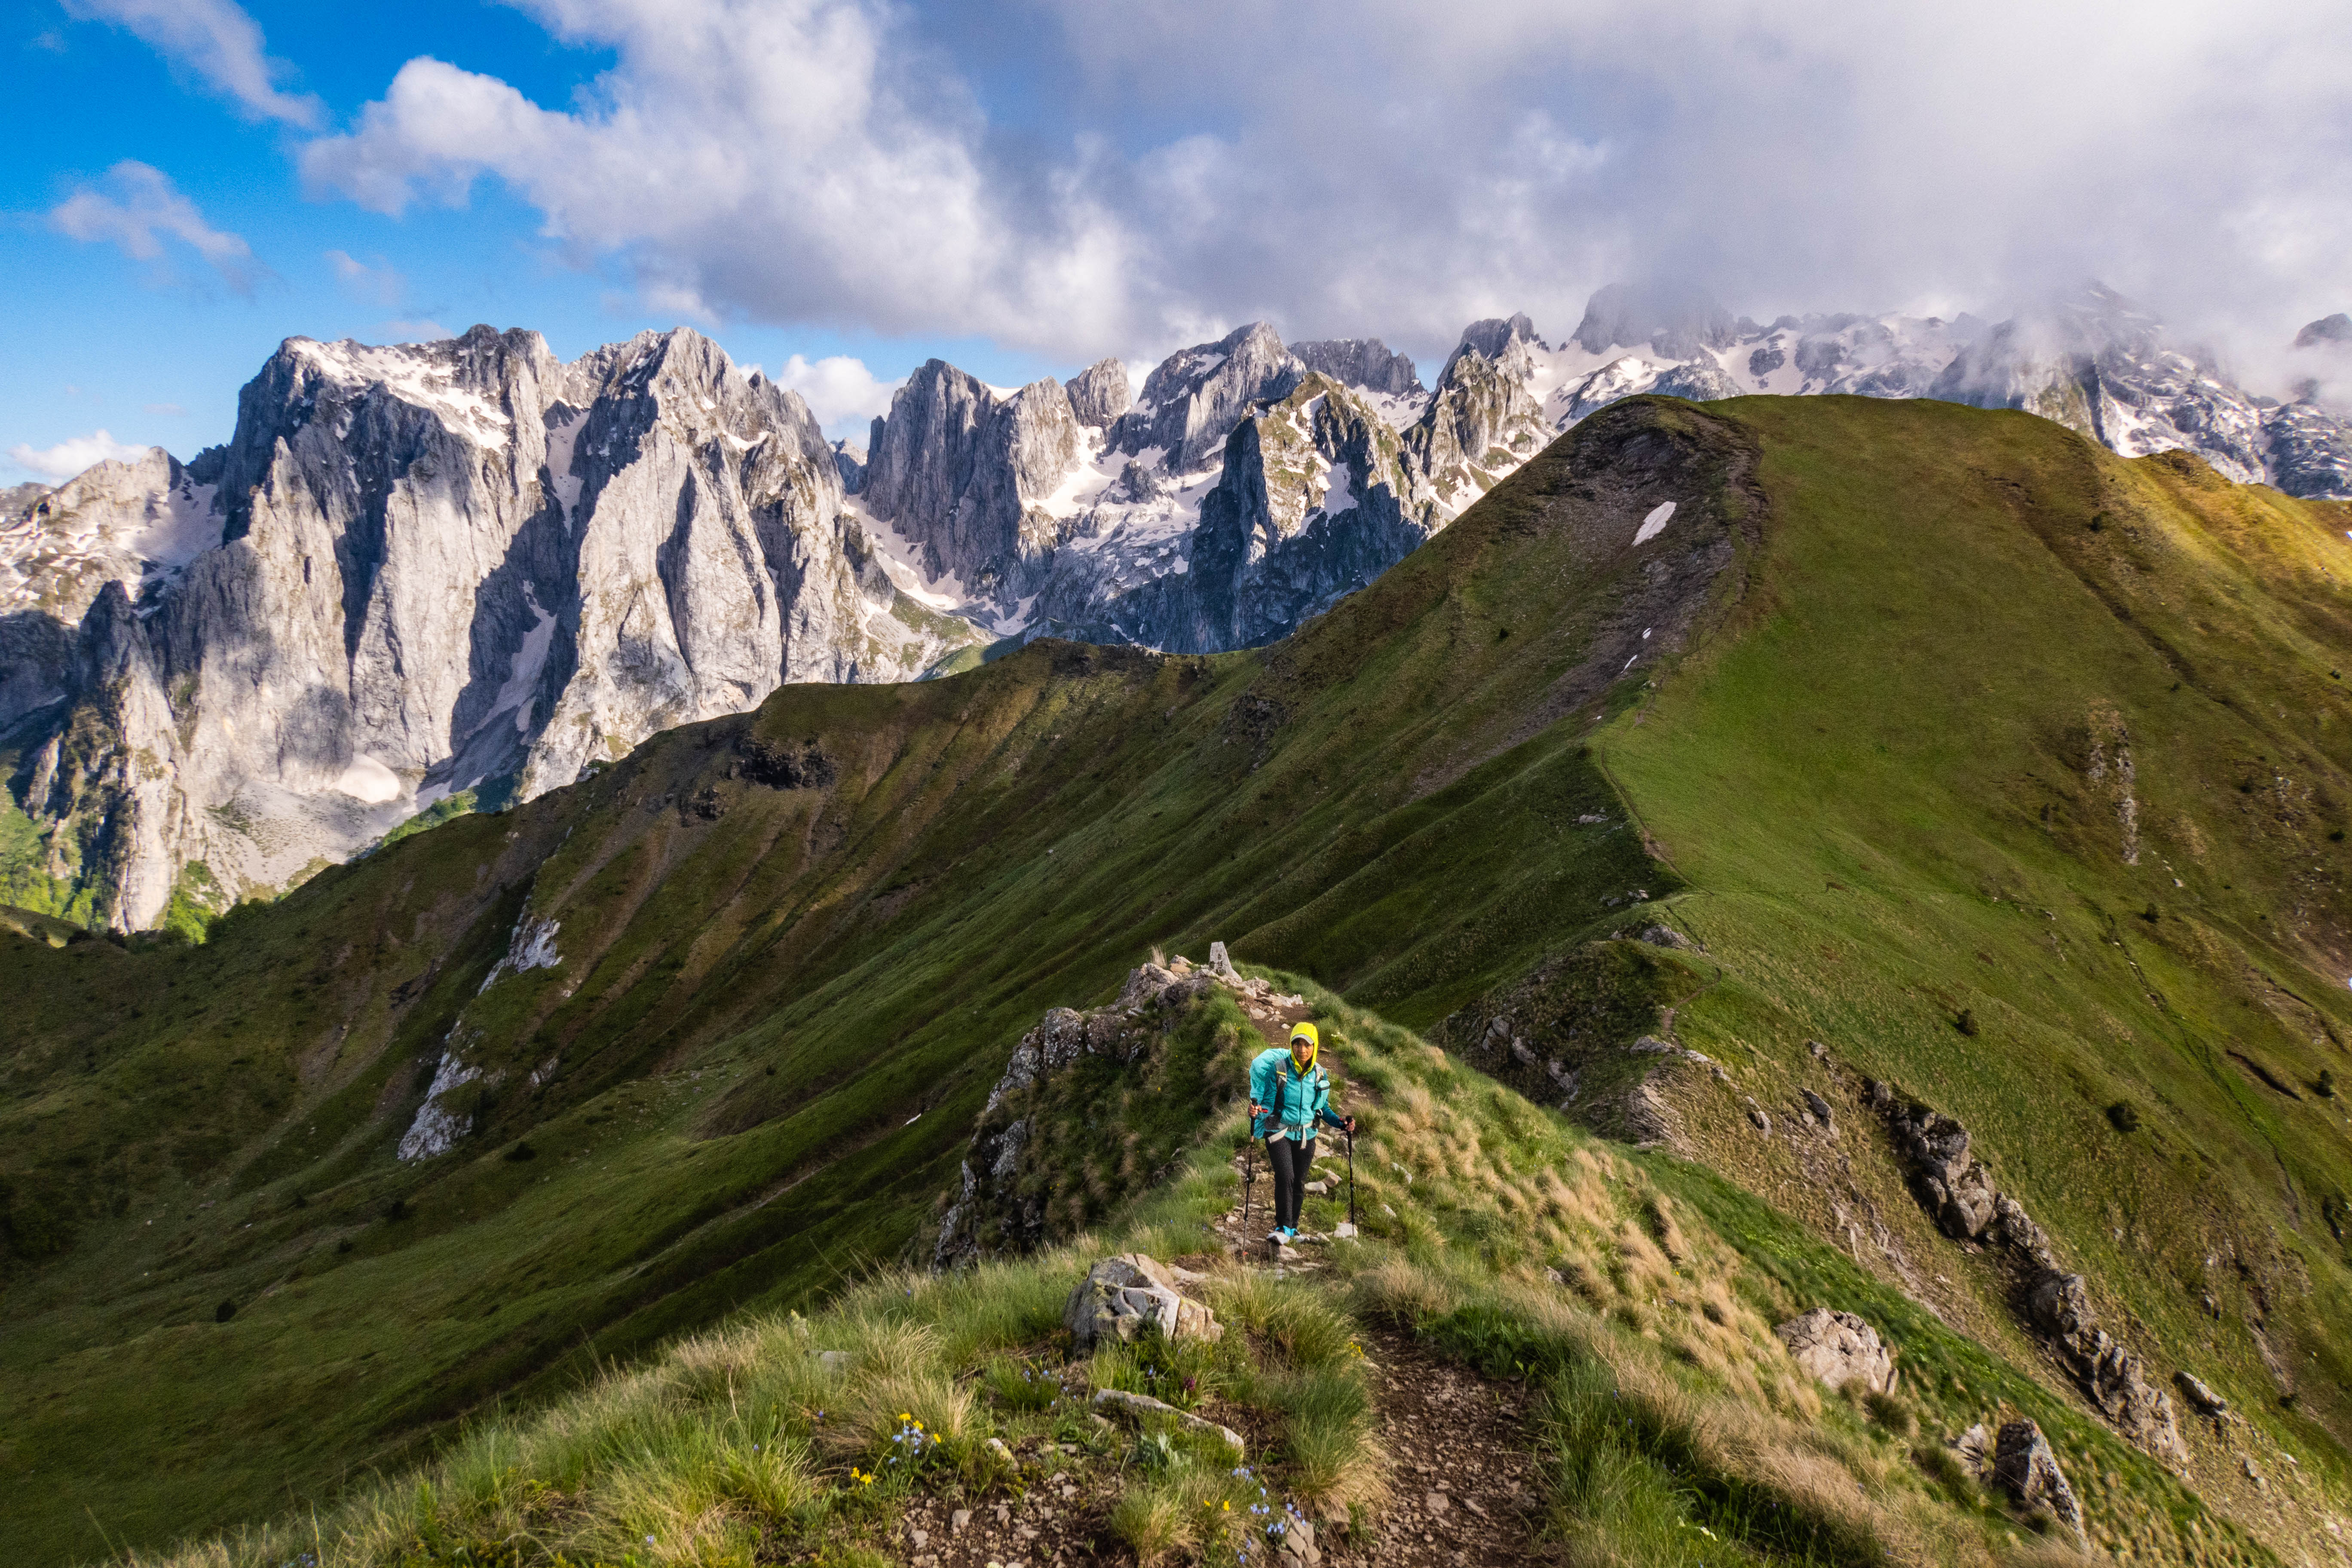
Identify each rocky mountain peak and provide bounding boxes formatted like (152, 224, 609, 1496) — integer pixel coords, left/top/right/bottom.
(1109, 322, 1303, 473)
(1293, 338, 1424, 398)
(1063, 358, 1133, 428)
(1452, 313, 1540, 369)
(2295, 313, 2352, 349)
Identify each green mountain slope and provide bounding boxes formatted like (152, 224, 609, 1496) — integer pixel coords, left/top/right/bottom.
(3, 395, 2349, 1563)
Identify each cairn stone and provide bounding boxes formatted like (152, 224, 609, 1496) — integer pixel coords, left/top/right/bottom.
(1774, 1307, 1897, 1393)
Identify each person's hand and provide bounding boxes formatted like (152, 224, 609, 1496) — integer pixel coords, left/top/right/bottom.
(1343, 1116, 1358, 1136)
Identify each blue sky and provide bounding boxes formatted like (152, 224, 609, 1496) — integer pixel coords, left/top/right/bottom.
(7, 0, 2349, 483)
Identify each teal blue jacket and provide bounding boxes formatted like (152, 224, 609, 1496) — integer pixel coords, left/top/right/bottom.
(1249, 1047, 1349, 1141)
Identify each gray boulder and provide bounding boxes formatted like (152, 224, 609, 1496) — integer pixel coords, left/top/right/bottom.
(1774, 1308, 1897, 1393)
(1065, 1253, 1222, 1351)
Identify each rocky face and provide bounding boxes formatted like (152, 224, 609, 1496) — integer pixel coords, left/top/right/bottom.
(1929, 285, 2269, 482)
(934, 960, 1219, 1266)
(1572, 283, 1741, 360)
(1403, 334, 1552, 523)
(1992, 1419, 2086, 1545)
(1063, 358, 1133, 429)
(1118, 375, 1432, 652)
(0, 448, 217, 626)
(1107, 322, 1304, 474)
(6, 324, 976, 929)
(861, 361, 1088, 588)
(1293, 338, 1423, 398)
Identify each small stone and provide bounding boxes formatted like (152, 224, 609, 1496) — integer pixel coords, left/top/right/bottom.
(1092, 1387, 1246, 1454)
(1304, 1179, 1329, 1195)
(2175, 1371, 2229, 1416)
(1425, 1491, 1450, 1513)
(1744, 1097, 1772, 1135)
(952, 1510, 973, 1532)
(1801, 1088, 1836, 1134)
(910, 1530, 928, 1549)
(1807, 1039, 1828, 1061)
(1332, 1222, 1358, 1238)
(815, 1349, 852, 1372)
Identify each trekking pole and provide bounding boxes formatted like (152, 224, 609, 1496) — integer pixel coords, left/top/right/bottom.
(1346, 1126, 1357, 1229)
(1240, 1137, 1257, 1244)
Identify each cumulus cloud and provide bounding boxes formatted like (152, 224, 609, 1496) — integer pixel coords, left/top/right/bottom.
(297, 0, 2352, 367)
(767, 354, 900, 437)
(64, 0, 322, 127)
(51, 161, 263, 294)
(326, 248, 405, 306)
(7, 429, 151, 483)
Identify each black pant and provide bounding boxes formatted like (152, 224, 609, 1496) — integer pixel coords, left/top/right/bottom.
(1267, 1136, 1316, 1229)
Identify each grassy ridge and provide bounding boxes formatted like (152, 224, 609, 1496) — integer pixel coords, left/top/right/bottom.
(120, 971, 2275, 1568)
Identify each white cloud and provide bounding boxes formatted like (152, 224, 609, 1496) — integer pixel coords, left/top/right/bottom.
(64, 0, 322, 127)
(326, 248, 405, 306)
(297, 0, 2352, 366)
(51, 161, 263, 294)
(767, 353, 901, 437)
(378, 319, 451, 342)
(64, 0, 320, 126)
(7, 429, 151, 483)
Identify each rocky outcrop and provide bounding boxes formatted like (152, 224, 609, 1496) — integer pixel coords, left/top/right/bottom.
(933, 960, 1217, 1266)
(2295, 313, 2352, 348)
(1869, 1080, 2187, 1464)
(1293, 338, 1423, 398)
(1108, 322, 1304, 475)
(1064, 1253, 1222, 1350)
(830, 439, 866, 495)
(1093, 1386, 1245, 1455)
(1063, 358, 1133, 429)
(1775, 1307, 1897, 1393)
(0, 447, 217, 625)
(935, 951, 1305, 1266)
(2262, 399, 2352, 499)
(1992, 1419, 2086, 1546)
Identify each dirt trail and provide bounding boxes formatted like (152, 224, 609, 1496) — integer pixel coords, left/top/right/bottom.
(1335, 1327, 1559, 1568)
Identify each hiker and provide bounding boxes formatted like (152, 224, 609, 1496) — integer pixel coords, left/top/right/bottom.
(1249, 1022, 1355, 1245)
